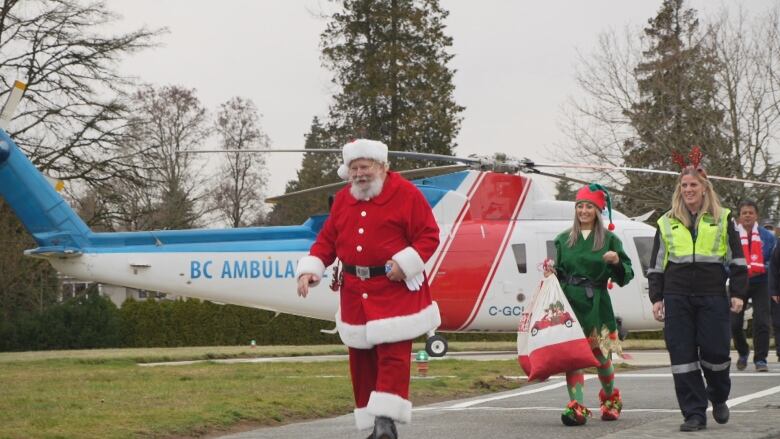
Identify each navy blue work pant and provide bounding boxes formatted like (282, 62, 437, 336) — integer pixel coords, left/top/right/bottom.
(664, 294, 732, 423)
(772, 298, 780, 357)
(730, 281, 770, 362)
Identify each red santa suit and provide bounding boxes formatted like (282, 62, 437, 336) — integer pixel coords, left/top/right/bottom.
(296, 170, 441, 430)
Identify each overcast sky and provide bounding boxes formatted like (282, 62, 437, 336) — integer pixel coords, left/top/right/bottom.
(111, 0, 775, 201)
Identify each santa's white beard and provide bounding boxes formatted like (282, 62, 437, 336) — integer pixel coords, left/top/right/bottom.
(350, 176, 384, 200)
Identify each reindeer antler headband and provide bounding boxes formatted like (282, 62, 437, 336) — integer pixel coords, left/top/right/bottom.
(672, 146, 707, 178)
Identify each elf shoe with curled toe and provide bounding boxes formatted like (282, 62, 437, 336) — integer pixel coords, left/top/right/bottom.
(561, 400, 591, 426)
(599, 388, 622, 421)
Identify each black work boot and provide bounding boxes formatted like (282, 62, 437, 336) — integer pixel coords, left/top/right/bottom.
(679, 417, 706, 432)
(372, 416, 397, 439)
(712, 402, 730, 424)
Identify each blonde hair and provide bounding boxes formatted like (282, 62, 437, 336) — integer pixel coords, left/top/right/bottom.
(567, 201, 606, 251)
(668, 167, 722, 227)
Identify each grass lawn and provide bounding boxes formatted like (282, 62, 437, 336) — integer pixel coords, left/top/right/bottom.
(0, 357, 526, 438)
(0, 341, 650, 438)
(0, 338, 666, 364)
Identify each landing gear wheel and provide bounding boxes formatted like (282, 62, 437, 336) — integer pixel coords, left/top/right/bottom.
(425, 334, 448, 357)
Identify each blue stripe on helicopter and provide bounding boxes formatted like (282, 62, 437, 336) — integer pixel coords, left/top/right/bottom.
(78, 173, 469, 253)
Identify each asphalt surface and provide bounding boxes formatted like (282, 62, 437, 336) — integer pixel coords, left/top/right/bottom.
(217, 353, 780, 439)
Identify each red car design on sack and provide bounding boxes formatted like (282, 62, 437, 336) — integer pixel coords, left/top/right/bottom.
(530, 300, 574, 336)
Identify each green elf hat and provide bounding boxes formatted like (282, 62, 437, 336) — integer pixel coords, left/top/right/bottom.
(575, 183, 615, 231)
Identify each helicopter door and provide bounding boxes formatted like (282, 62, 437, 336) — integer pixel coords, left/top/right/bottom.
(620, 230, 656, 322)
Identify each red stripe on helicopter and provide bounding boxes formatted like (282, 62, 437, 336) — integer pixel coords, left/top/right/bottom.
(429, 173, 531, 331)
(457, 177, 530, 330)
(428, 172, 485, 279)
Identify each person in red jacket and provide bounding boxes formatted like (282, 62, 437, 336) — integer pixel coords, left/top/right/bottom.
(296, 139, 441, 439)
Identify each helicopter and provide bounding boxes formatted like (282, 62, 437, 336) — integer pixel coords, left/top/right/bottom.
(1, 82, 775, 357)
(0, 124, 665, 357)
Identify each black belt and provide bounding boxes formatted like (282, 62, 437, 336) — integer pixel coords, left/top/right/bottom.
(343, 264, 387, 280)
(563, 275, 607, 299)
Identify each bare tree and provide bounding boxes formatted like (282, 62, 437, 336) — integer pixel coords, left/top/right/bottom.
(212, 97, 269, 227)
(0, 0, 162, 184)
(116, 85, 211, 230)
(0, 0, 161, 317)
(559, 28, 643, 190)
(559, 3, 780, 216)
(710, 8, 780, 213)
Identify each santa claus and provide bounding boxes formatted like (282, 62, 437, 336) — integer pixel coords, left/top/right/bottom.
(296, 139, 441, 439)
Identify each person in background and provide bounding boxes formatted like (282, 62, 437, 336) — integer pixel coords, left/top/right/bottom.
(768, 236, 780, 363)
(647, 153, 747, 432)
(544, 183, 634, 426)
(761, 219, 775, 234)
(731, 200, 775, 372)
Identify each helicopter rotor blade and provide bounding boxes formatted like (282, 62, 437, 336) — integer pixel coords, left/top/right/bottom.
(180, 148, 482, 165)
(264, 180, 346, 204)
(532, 170, 631, 197)
(265, 164, 470, 204)
(532, 163, 780, 188)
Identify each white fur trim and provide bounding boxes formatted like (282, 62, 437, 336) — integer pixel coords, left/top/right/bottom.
(342, 139, 388, 166)
(336, 309, 374, 349)
(354, 407, 375, 430)
(392, 246, 425, 279)
(367, 391, 412, 424)
(295, 256, 326, 287)
(366, 302, 441, 345)
(337, 164, 349, 180)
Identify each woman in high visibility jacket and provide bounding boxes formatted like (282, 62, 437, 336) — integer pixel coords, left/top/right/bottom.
(647, 163, 747, 432)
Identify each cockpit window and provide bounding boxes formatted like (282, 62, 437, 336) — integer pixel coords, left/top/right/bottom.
(633, 236, 653, 276)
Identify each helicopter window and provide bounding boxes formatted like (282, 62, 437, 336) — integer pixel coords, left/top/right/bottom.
(545, 241, 557, 260)
(511, 244, 527, 273)
(633, 236, 653, 276)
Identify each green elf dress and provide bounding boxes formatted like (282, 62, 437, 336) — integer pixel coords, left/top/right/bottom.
(553, 229, 634, 356)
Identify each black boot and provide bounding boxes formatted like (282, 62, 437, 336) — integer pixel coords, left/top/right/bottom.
(679, 417, 706, 432)
(372, 416, 397, 439)
(712, 402, 730, 424)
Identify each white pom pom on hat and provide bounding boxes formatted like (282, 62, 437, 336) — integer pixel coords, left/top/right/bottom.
(337, 164, 349, 180)
(337, 139, 388, 180)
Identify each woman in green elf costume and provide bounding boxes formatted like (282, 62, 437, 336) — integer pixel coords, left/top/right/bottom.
(544, 183, 634, 426)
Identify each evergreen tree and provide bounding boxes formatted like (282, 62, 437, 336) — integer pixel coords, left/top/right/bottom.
(266, 117, 341, 225)
(622, 0, 730, 215)
(554, 176, 577, 201)
(0, 203, 60, 322)
(320, 0, 464, 168)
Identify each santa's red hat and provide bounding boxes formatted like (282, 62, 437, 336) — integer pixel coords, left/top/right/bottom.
(575, 183, 615, 231)
(337, 139, 388, 179)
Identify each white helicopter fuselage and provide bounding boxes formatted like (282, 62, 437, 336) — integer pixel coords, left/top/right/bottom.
(43, 170, 661, 334)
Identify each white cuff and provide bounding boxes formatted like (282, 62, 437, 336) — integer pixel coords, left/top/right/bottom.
(336, 309, 374, 349)
(295, 256, 325, 287)
(365, 302, 441, 345)
(354, 407, 374, 430)
(392, 246, 425, 279)
(367, 391, 412, 424)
